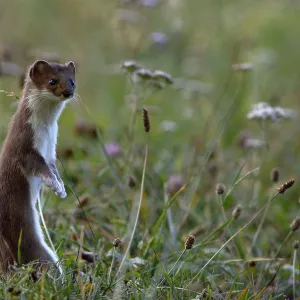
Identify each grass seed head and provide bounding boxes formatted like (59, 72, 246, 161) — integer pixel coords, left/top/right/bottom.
(113, 237, 122, 248)
(277, 179, 295, 194)
(216, 183, 225, 195)
(290, 216, 300, 232)
(271, 168, 280, 183)
(77, 195, 90, 208)
(128, 175, 137, 188)
(81, 251, 96, 263)
(232, 205, 242, 220)
(185, 234, 195, 250)
(248, 261, 256, 268)
(142, 108, 150, 133)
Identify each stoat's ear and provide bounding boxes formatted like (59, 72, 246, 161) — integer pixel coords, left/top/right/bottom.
(66, 61, 75, 76)
(29, 60, 51, 80)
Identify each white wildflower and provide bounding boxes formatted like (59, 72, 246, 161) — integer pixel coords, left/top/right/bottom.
(136, 68, 153, 78)
(121, 60, 141, 73)
(247, 102, 296, 121)
(132, 68, 153, 82)
(153, 70, 173, 84)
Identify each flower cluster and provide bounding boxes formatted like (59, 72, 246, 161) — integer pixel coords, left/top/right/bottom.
(122, 60, 173, 89)
(247, 102, 296, 121)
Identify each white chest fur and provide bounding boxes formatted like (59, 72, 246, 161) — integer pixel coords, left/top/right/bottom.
(33, 122, 58, 162)
(29, 121, 58, 203)
(27, 92, 65, 203)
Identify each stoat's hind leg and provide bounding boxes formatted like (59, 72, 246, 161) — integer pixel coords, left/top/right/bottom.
(22, 243, 62, 275)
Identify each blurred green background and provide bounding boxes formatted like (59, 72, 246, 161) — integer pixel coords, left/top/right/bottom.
(0, 0, 300, 296)
(1, 0, 300, 233)
(1, 0, 300, 240)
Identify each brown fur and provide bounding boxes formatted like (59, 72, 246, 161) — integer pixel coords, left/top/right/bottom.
(0, 60, 76, 273)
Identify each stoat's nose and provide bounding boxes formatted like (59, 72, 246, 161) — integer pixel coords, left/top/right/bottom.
(62, 90, 73, 99)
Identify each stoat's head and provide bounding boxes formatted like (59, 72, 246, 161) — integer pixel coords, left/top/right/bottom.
(28, 60, 76, 101)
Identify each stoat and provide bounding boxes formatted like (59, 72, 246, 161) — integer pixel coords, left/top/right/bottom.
(0, 60, 76, 273)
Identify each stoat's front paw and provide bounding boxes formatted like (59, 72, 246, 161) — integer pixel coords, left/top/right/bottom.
(58, 183, 67, 199)
(44, 175, 67, 199)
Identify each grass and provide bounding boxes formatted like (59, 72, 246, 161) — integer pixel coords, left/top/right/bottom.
(1, 0, 300, 298)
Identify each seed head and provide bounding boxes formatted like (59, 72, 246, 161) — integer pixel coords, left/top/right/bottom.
(185, 234, 195, 250)
(77, 195, 90, 208)
(290, 216, 300, 232)
(216, 183, 225, 195)
(81, 251, 96, 263)
(277, 179, 295, 194)
(248, 261, 256, 268)
(113, 237, 122, 248)
(271, 168, 280, 183)
(128, 176, 137, 188)
(142, 108, 150, 133)
(293, 240, 299, 249)
(232, 205, 242, 220)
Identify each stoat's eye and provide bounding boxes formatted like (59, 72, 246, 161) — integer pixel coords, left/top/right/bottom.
(70, 79, 75, 87)
(49, 79, 58, 86)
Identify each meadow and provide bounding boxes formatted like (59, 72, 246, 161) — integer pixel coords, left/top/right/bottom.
(0, 0, 300, 298)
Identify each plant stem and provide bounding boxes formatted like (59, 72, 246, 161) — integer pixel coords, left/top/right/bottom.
(186, 192, 279, 287)
(117, 134, 149, 274)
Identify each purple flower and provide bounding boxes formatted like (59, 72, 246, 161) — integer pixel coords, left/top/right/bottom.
(140, 0, 159, 7)
(104, 143, 121, 158)
(151, 32, 168, 44)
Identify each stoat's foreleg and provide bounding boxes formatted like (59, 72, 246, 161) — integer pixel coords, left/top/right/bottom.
(22, 151, 66, 198)
(49, 160, 66, 198)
